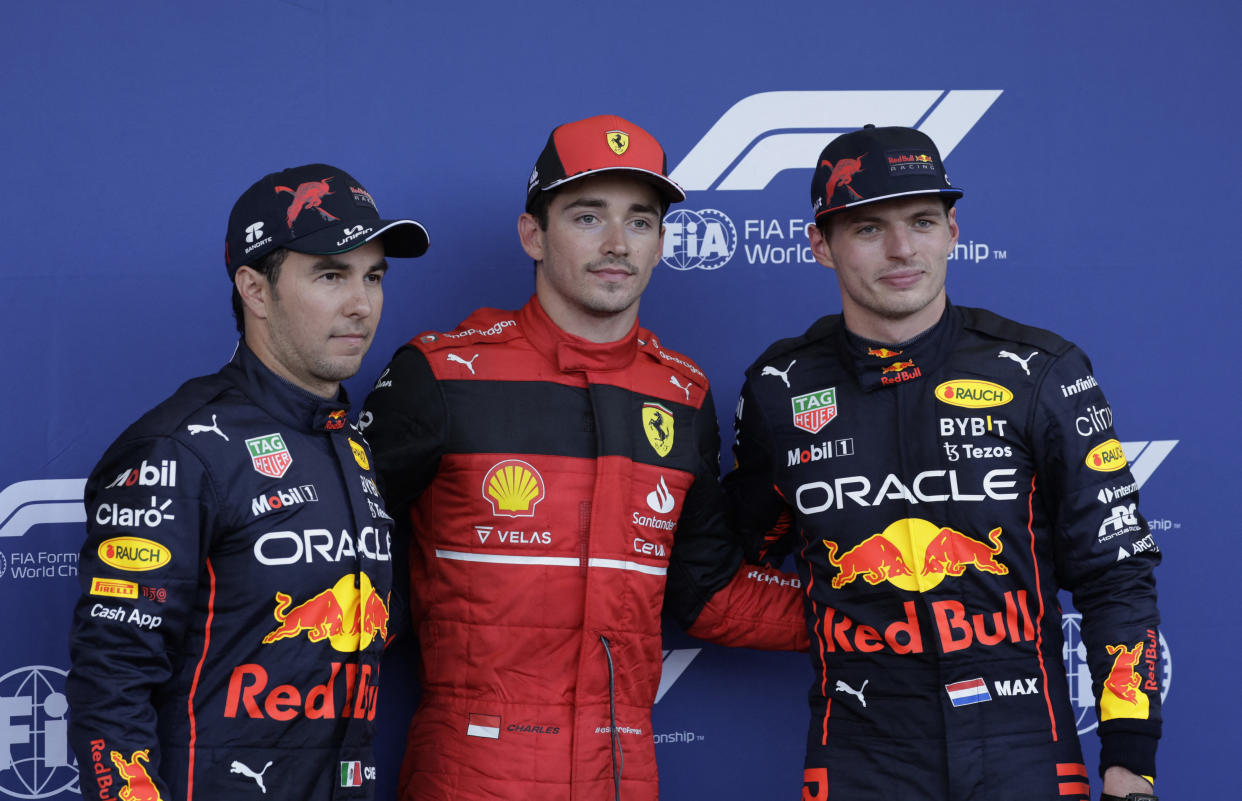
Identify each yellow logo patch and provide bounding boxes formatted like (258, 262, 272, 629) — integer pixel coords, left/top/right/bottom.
(606, 130, 629, 155)
(934, 379, 1012, 408)
(643, 402, 675, 457)
(482, 459, 546, 517)
(1085, 439, 1128, 472)
(90, 577, 138, 599)
(349, 439, 370, 471)
(98, 537, 171, 572)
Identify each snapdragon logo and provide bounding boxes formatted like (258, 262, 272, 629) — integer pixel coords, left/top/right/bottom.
(668, 90, 1002, 192)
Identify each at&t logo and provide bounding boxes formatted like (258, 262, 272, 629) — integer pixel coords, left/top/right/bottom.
(661, 209, 736, 271)
(1061, 612, 1171, 735)
(0, 665, 77, 799)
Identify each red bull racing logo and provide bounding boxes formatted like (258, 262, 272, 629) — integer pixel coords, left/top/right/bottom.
(823, 519, 1007, 593)
(1100, 638, 1154, 721)
(324, 409, 347, 430)
(276, 176, 337, 229)
(821, 154, 866, 207)
(111, 749, 163, 801)
(262, 573, 388, 652)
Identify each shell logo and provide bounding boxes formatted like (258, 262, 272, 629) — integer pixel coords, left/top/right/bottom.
(1085, 438, 1128, 472)
(482, 459, 546, 517)
(934, 379, 1012, 409)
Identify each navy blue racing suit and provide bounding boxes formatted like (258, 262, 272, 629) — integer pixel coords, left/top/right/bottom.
(67, 342, 393, 801)
(724, 303, 1161, 800)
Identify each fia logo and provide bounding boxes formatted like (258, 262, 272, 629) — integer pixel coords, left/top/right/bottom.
(0, 665, 78, 799)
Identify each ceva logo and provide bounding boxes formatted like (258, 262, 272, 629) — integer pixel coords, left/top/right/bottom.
(667, 90, 1002, 192)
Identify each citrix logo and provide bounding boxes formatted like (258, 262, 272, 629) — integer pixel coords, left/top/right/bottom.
(668, 90, 1003, 192)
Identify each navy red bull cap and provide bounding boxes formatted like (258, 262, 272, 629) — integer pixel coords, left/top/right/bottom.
(811, 125, 964, 221)
(225, 163, 429, 278)
(525, 115, 686, 213)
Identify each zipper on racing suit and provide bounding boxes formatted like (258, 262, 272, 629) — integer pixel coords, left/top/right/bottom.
(600, 634, 623, 800)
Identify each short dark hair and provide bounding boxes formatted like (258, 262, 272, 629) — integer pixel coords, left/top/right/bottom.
(816, 195, 956, 241)
(231, 247, 288, 334)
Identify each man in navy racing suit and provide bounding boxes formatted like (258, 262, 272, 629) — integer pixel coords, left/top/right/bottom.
(723, 126, 1162, 801)
(67, 164, 429, 801)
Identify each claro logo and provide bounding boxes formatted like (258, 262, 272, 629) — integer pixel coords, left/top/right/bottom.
(935, 380, 1012, 409)
(97, 537, 171, 572)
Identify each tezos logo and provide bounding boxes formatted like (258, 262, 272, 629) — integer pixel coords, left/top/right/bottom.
(661, 209, 737, 271)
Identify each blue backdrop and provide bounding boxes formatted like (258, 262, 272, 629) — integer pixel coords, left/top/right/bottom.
(2, 2, 1235, 798)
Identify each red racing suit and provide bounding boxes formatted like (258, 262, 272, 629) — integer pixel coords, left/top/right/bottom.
(723, 304, 1162, 801)
(360, 296, 807, 801)
(67, 342, 393, 801)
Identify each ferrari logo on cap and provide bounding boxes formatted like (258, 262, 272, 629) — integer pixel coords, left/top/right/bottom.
(642, 402, 674, 457)
(606, 130, 629, 156)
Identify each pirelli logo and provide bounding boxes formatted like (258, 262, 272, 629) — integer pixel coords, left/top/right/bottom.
(90, 577, 138, 599)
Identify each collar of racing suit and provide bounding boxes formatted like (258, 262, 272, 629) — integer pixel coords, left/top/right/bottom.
(841, 301, 963, 392)
(224, 340, 353, 432)
(517, 294, 641, 373)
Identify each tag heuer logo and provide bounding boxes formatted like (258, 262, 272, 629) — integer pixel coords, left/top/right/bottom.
(607, 130, 629, 155)
(246, 433, 292, 478)
(791, 388, 837, 434)
(642, 402, 674, 457)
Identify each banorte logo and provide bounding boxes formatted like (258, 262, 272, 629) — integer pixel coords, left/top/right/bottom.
(482, 460, 546, 517)
(261, 573, 388, 652)
(822, 518, 1007, 592)
(0, 665, 78, 799)
(661, 209, 737, 271)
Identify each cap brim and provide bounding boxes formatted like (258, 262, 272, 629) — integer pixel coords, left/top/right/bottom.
(815, 188, 963, 220)
(538, 167, 686, 207)
(288, 219, 430, 258)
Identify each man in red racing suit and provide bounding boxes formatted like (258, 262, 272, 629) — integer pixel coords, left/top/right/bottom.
(360, 115, 807, 801)
(723, 126, 1162, 801)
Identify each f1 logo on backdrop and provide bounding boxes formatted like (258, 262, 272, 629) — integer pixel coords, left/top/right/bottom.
(668, 90, 1002, 192)
(661, 90, 1002, 271)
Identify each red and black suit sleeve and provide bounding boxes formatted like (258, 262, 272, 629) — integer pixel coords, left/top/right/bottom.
(666, 388, 808, 651)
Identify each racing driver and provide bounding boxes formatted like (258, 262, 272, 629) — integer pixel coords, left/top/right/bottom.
(67, 164, 428, 800)
(360, 114, 807, 801)
(723, 125, 1163, 801)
